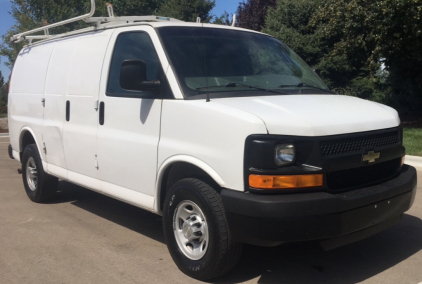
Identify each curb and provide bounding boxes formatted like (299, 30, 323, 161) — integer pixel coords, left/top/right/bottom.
(405, 155, 422, 169)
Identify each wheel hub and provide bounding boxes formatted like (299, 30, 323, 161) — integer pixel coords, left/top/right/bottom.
(26, 157, 38, 191)
(182, 214, 205, 241)
(182, 222, 193, 239)
(173, 201, 209, 260)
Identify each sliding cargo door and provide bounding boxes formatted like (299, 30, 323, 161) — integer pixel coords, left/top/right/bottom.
(62, 32, 111, 188)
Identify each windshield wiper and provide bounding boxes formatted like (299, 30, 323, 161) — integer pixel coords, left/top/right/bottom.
(197, 82, 287, 95)
(278, 82, 334, 94)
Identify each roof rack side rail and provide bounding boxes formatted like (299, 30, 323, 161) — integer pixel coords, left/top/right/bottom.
(10, 0, 96, 43)
(84, 15, 184, 27)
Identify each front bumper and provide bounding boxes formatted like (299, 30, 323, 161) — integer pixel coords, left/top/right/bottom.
(221, 165, 417, 247)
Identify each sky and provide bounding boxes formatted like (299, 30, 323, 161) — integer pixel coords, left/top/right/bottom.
(0, 0, 240, 81)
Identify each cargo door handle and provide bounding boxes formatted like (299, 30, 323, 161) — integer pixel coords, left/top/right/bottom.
(66, 100, 70, 121)
(99, 101, 105, 125)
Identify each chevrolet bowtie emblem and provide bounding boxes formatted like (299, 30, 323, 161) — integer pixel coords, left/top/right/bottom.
(363, 151, 380, 163)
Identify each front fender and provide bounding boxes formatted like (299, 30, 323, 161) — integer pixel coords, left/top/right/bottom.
(154, 155, 226, 214)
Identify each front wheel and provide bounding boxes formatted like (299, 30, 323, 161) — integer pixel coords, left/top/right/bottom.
(162, 178, 242, 280)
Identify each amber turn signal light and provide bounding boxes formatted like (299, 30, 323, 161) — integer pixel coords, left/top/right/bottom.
(249, 174, 323, 189)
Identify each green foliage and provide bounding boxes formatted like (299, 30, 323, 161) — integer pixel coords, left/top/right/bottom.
(157, 0, 215, 22)
(0, 70, 8, 111)
(310, 0, 422, 113)
(0, 71, 4, 87)
(109, 0, 164, 16)
(236, 0, 276, 31)
(262, 0, 324, 65)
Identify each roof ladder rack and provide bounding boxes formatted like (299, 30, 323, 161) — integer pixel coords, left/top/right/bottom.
(10, 0, 183, 44)
(10, 0, 96, 43)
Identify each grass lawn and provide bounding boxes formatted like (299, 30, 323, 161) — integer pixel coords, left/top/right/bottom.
(403, 128, 422, 156)
(0, 113, 7, 118)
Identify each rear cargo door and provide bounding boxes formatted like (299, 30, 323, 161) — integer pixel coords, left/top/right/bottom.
(10, 43, 55, 162)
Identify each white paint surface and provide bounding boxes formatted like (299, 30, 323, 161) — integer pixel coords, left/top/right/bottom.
(216, 95, 400, 136)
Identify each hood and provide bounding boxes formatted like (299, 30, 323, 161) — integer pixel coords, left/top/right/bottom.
(214, 95, 400, 136)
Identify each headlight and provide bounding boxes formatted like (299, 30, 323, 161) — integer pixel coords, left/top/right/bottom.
(275, 143, 295, 166)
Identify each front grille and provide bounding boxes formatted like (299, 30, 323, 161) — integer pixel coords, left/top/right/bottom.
(320, 131, 400, 156)
(326, 158, 401, 191)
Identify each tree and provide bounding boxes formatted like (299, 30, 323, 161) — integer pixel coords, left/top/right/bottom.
(0, 70, 7, 110)
(157, 0, 215, 22)
(0, 71, 4, 88)
(262, 0, 354, 89)
(213, 11, 233, 26)
(264, 0, 422, 114)
(262, 0, 324, 65)
(236, 0, 276, 31)
(311, 0, 422, 113)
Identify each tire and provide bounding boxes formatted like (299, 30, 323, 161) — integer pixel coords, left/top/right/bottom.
(21, 144, 58, 203)
(162, 178, 242, 280)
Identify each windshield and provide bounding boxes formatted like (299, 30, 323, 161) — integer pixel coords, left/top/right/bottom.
(157, 27, 331, 98)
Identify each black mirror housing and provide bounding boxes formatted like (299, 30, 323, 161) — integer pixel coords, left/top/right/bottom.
(120, 60, 160, 92)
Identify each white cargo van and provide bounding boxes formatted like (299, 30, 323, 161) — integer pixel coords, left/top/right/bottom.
(7, 1, 418, 280)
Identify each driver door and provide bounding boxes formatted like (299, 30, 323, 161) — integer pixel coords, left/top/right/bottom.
(96, 27, 166, 209)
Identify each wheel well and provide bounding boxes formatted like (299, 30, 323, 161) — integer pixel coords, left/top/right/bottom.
(20, 131, 36, 160)
(159, 162, 220, 211)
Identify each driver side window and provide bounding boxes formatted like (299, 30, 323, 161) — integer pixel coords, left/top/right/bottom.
(107, 32, 160, 98)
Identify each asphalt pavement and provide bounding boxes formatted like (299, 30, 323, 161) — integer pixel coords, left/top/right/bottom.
(1, 136, 421, 284)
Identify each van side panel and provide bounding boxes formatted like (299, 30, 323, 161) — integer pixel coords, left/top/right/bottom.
(43, 39, 76, 176)
(8, 43, 55, 159)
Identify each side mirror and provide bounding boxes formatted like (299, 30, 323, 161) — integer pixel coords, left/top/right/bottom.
(120, 60, 160, 91)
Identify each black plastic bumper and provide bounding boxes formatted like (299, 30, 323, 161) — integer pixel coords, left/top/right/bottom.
(221, 165, 417, 247)
(8, 144, 14, 160)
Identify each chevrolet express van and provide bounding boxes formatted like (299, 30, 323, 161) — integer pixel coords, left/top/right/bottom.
(7, 3, 418, 280)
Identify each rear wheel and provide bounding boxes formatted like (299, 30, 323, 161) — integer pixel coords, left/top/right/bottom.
(21, 144, 58, 203)
(163, 178, 242, 280)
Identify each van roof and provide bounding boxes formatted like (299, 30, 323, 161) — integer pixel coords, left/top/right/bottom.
(150, 21, 264, 34)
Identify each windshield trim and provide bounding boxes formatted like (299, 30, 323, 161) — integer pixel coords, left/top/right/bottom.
(186, 88, 336, 100)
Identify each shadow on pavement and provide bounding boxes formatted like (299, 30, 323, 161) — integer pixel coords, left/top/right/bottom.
(52, 180, 165, 244)
(215, 214, 422, 283)
(51, 181, 422, 284)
